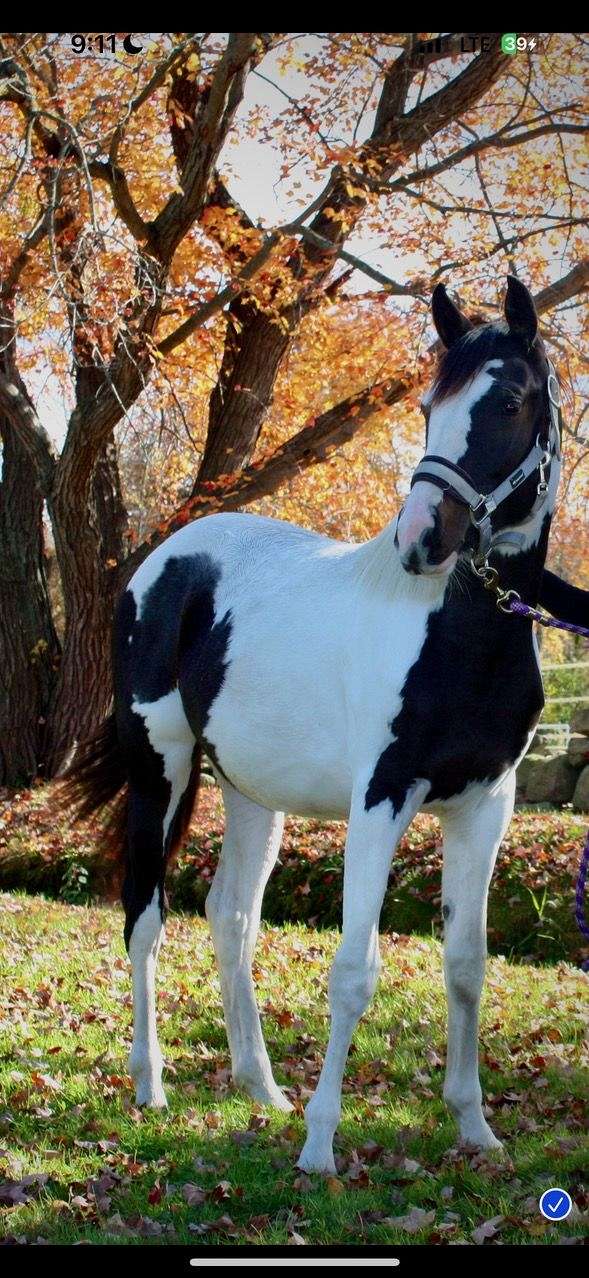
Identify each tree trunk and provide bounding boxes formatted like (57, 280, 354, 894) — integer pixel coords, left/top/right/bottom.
(44, 439, 128, 775)
(196, 302, 292, 484)
(0, 421, 60, 785)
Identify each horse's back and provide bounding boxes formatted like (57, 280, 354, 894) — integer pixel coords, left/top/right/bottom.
(127, 512, 337, 612)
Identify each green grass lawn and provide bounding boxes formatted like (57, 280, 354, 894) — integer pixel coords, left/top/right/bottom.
(0, 891, 587, 1246)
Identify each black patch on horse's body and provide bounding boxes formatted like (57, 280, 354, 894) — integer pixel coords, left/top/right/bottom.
(368, 311, 558, 816)
(177, 586, 233, 742)
(113, 553, 232, 945)
(365, 540, 546, 814)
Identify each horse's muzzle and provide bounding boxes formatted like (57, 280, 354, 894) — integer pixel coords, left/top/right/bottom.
(397, 482, 467, 577)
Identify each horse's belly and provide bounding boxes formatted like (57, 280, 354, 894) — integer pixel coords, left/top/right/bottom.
(202, 640, 353, 817)
(205, 696, 352, 818)
(212, 756, 351, 819)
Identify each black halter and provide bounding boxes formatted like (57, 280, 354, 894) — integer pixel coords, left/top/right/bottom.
(409, 360, 562, 562)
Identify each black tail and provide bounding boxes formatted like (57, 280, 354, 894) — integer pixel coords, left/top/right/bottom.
(57, 711, 128, 869)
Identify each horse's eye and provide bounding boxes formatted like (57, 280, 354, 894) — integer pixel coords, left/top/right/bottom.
(504, 399, 521, 415)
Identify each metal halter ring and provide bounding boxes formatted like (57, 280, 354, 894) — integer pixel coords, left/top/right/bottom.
(547, 373, 561, 408)
(470, 558, 499, 589)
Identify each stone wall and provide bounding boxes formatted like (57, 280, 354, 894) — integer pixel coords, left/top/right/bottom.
(516, 708, 589, 810)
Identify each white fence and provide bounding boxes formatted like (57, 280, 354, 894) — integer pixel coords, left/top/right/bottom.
(539, 660, 588, 755)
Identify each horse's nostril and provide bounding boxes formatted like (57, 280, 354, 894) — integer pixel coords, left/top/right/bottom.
(404, 548, 422, 575)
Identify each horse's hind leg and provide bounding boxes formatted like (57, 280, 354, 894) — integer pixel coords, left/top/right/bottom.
(206, 780, 291, 1111)
(123, 694, 198, 1108)
(125, 811, 169, 1109)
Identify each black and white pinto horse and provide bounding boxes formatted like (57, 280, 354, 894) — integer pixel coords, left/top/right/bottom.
(65, 276, 564, 1174)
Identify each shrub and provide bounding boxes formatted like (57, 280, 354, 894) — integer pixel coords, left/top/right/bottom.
(0, 785, 587, 965)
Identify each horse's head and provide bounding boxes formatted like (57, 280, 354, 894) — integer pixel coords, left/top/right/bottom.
(396, 276, 561, 577)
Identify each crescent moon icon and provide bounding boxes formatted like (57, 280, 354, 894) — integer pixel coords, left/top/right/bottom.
(123, 34, 143, 55)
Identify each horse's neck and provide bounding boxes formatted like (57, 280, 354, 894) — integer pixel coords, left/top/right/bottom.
(353, 515, 446, 606)
(490, 511, 552, 608)
(354, 506, 552, 612)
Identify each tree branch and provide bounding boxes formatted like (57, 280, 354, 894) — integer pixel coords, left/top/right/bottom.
(299, 34, 509, 272)
(534, 259, 589, 315)
(87, 160, 149, 245)
(157, 231, 283, 356)
(1, 211, 51, 298)
(107, 33, 202, 165)
(157, 213, 425, 359)
(121, 374, 413, 578)
(152, 33, 262, 262)
(388, 118, 588, 189)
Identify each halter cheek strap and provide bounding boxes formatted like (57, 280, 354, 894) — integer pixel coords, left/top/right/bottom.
(410, 359, 561, 561)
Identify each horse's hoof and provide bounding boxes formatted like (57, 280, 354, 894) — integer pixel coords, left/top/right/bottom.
(251, 1086, 294, 1113)
(135, 1086, 168, 1109)
(460, 1123, 503, 1152)
(234, 1072, 293, 1112)
(296, 1139, 336, 1176)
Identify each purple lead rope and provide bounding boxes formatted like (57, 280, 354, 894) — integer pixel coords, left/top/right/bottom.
(508, 597, 589, 970)
(508, 598, 589, 639)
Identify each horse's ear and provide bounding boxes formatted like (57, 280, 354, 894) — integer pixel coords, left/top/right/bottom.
(504, 275, 538, 348)
(431, 284, 473, 349)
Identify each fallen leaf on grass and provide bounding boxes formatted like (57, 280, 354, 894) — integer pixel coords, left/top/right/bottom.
(384, 1206, 436, 1233)
(182, 1183, 207, 1206)
(210, 1180, 235, 1202)
(326, 1176, 345, 1196)
(30, 1071, 62, 1093)
(189, 1213, 239, 1237)
(293, 1173, 313, 1194)
(345, 1164, 371, 1190)
(356, 1140, 384, 1163)
(0, 1173, 49, 1206)
(231, 1128, 257, 1148)
(471, 1215, 504, 1245)
(248, 1113, 270, 1131)
(247, 1213, 270, 1233)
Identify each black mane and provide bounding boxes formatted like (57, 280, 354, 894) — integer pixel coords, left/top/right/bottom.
(432, 323, 546, 404)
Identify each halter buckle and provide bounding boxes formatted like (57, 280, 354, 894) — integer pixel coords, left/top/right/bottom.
(470, 494, 496, 526)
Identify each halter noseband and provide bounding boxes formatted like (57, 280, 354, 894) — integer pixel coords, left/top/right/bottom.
(410, 359, 562, 562)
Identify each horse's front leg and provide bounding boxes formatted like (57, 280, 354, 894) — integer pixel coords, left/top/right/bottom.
(440, 774, 516, 1150)
(298, 779, 426, 1175)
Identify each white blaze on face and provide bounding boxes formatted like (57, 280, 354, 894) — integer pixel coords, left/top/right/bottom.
(397, 361, 504, 571)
